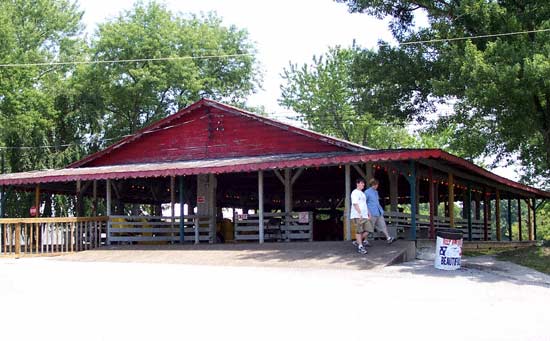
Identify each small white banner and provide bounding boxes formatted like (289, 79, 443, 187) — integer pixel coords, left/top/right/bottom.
(298, 212, 309, 224)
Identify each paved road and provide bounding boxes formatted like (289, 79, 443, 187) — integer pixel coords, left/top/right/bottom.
(0, 256, 548, 341)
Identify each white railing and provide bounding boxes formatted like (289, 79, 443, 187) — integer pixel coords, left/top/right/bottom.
(234, 211, 313, 242)
(108, 215, 213, 244)
(384, 211, 491, 240)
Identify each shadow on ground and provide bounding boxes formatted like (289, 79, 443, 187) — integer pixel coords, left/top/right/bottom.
(54, 241, 413, 271)
(387, 256, 550, 288)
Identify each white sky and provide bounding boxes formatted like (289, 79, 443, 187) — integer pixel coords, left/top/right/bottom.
(79, 0, 393, 115)
(78, 0, 518, 180)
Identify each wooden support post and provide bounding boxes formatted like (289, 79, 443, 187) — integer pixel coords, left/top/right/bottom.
(434, 182, 439, 217)
(208, 174, 216, 244)
(409, 161, 417, 240)
(428, 167, 435, 239)
(461, 191, 468, 219)
(344, 164, 351, 241)
(526, 199, 532, 241)
(490, 190, 493, 240)
(35, 184, 40, 218)
(179, 176, 185, 243)
(483, 192, 489, 241)
(92, 180, 97, 216)
(106, 179, 111, 245)
(366, 162, 373, 181)
(284, 168, 292, 223)
(415, 177, 420, 214)
(389, 170, 398, 213)
(352, 164, 367, 180)
(533, 199, 537, 241)
(467, 183, 472, 241)
(508, 197, 512, 241)
(475, 192, 481, 220)
(495, 190, 501, 241)
(170, 176, 176, 242)
(517, 198, 522, 241)
(258, 171, 264, 244)
(448, 173, 454, 228)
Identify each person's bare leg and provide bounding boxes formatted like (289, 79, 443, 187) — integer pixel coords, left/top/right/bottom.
(361, 231, 369, 245)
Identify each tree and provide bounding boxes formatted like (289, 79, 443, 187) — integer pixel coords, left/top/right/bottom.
(279, 46, 418, 148)
(0, 0, 86, 216)
(72, 1, 261, 147)
(0, 0, 85, 172)
(336, 0, 550, 187)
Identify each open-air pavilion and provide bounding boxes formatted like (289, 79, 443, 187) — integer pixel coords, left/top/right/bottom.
(1, 99, 549, 256)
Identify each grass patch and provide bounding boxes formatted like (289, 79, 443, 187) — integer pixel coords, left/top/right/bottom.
(496, 247, 550, 275)
(464, 246, 550, 274)
(462, 249, 502, 257)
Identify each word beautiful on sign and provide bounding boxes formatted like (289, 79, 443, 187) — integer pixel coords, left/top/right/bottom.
(438, 238, 462, 267)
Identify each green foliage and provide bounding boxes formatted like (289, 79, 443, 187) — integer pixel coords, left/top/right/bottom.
(0, 0, 262, 217)
(537, 201, 550, 241)
(72, 1, 261, 145)
(0, 0, 85, 173)
(279, 46, 418, 148)
(336, 0, 550, 187)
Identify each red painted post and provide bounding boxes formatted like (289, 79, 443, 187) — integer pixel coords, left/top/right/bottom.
(428, 167, 435, 239)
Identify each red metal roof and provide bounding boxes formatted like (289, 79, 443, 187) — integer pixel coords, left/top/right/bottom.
(1, 149, 549, 198)
(68, 99, 369, 168)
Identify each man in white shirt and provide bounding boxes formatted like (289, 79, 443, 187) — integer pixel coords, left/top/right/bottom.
(350, 179, 373, 254)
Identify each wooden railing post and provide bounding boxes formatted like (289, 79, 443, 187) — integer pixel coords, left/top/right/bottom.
(15, 223, 21, 256)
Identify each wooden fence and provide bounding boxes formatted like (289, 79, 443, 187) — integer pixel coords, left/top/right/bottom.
(0, 217, 108, 256)
(384, 211, 490, 240)
(234, 211, 313, 242)
(108, 215, 212, 244)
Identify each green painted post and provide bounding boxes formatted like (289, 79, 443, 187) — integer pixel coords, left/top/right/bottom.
(179, 176, 185, 243)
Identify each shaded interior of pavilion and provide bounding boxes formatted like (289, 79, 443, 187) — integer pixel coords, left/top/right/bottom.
(2, 159, 545, 246)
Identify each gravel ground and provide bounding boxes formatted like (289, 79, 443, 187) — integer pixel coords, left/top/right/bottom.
(0, 248, 548, 341)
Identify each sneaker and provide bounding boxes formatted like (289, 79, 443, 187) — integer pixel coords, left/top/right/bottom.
(352, 240, 371, 247)
(357, 245, 368, 254)
(386, 237, 395, 245)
